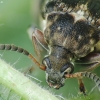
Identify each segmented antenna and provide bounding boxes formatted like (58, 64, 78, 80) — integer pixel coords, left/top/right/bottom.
(65, 71, 100, 91)
(0, 44, 46, 70)
(82, 71, 100, 91)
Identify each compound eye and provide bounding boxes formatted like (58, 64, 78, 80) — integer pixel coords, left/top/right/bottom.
(60, 63, 74, 74)
(42, 57, 51, 69)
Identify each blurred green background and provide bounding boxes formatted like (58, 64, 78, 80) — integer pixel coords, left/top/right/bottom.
(0, 0, 100, 99)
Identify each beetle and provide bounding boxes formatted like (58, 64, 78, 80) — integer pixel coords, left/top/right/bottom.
(0, 0, 100, 95)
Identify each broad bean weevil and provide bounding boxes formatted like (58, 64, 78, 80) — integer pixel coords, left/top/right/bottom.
(1, 0, 100, 95)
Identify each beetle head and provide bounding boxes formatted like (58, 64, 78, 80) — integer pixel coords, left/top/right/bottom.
(42, 55, 74, 89)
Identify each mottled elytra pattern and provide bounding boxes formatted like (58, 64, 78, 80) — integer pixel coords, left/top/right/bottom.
(44, 0, 100, 22)
(44, 11, 99, 58)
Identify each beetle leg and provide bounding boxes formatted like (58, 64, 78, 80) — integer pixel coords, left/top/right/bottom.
(65, 72, 86, 95)
(84, 62, 100, 71)
(75, 53, 100, 64)
(75, 53, 100, 71)
(24, 66, 34, 75)
(32, 28, 49, 56)
(78, 79, 86, 95)
(28, 27, 49, 57)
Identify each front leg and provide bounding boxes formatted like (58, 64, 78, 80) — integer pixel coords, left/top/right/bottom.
(78, 79, 86, 95)
(65, 72, 86, 95)
(28, 27, 49, 57)
(32, 28, 49, 56)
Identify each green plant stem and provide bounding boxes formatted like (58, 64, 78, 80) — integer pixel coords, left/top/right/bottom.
(0, 59, 59, 100)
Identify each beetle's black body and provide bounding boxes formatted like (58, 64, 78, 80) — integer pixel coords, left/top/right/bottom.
(0, 0, 100, 94)
(42, 0, 100, 89)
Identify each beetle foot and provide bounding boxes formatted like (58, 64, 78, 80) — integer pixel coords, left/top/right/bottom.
(78, 79, 87, 96)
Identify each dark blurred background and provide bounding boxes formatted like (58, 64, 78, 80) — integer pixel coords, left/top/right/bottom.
(0, 0, 100, 99)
